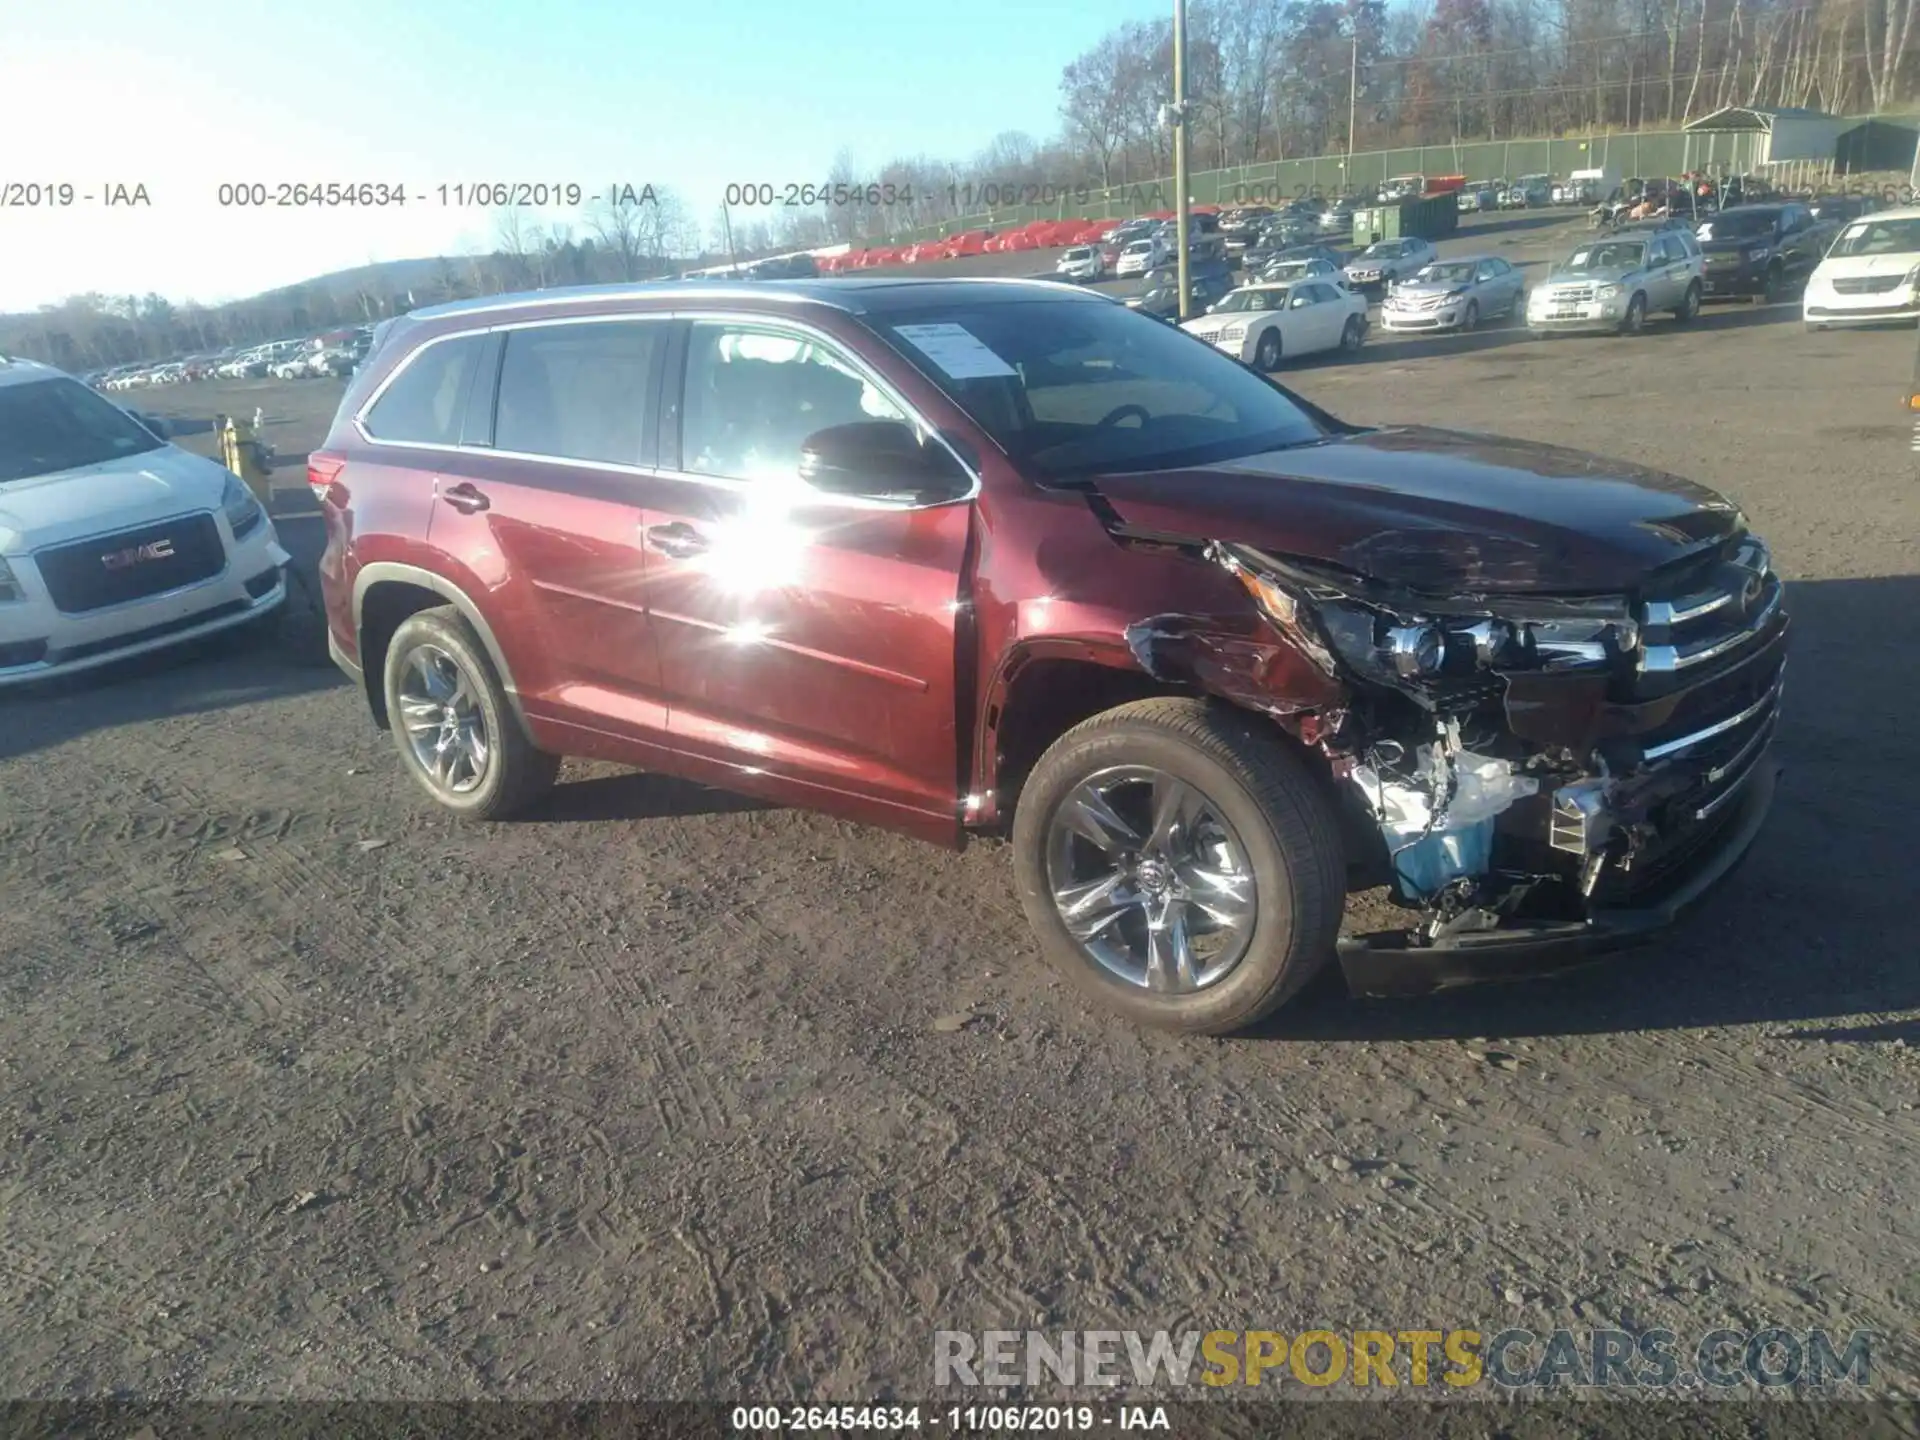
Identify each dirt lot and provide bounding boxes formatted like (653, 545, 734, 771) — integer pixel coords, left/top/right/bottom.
(4, 218, 1920, 1411)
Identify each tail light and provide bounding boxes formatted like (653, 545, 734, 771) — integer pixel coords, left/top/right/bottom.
(308, 451, 346, 504)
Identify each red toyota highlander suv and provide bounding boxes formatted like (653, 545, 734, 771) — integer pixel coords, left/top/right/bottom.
(314, 278, 1786, 1034)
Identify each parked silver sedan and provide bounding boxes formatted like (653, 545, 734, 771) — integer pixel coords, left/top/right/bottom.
(1379, 255, 1527, 332)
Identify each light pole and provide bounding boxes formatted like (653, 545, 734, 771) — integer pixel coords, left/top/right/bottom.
(1346, 32, 1358, 192)
(1171, 0, 1192, 320)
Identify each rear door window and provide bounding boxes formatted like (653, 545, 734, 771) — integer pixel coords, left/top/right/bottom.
(362, 334, 487, 446)
(493, 320, 666, 466)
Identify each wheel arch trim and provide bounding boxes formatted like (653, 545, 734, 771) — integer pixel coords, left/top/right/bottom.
(350, 562, 536, 738)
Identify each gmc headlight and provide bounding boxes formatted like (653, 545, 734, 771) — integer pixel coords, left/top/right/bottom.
(221, 471, 266, 540)
(0, 556, 21, 604)
(1746, 247, 1771, 262)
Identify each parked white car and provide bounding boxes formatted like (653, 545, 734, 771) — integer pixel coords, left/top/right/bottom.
(0, 357, 288, 686)
(1114, 239, 1157, 278)
(1178, 280, 1369, 370)
(1343, 237, 1438, 290)
(1803, 207, 1920, 329)
(1055, 245, 1106, 282)
(1380, 255, 1526, 331)
(1258, 256, 1345, 287)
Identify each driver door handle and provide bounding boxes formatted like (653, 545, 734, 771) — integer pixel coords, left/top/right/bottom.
(644, 521, 709, 559)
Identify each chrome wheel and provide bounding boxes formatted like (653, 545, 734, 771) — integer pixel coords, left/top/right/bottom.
(397, 643, 491, 794)
(1044, 764, 1257, 993)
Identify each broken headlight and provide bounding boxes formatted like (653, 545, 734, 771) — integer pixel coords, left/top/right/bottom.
(1216, 543, 1638, 686)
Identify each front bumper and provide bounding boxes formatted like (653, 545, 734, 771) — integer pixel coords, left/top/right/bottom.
(1528, 298, 1632, 333)
(1381, 305, 1465, 331)
(1338, 759, 1779, 997)
(0, 522, 289, 688)
(1803, 288, 1920, 324)
(1701, 263, 1765, 298)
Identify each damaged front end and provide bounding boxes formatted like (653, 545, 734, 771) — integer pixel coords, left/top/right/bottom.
(1145, 537, 1787, 996)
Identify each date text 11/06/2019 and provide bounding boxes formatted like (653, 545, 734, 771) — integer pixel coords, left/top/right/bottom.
(729, 1405, 1171, 1431)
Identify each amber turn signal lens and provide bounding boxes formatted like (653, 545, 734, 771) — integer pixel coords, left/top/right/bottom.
(1909, 392, 1920, 412)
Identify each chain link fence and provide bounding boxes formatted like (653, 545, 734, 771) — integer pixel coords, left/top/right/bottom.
(884, 118, 1913, 245)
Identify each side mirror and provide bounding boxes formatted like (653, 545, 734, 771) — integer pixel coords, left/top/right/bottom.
(798, 421, 969, 504)
(130, 410, 170, 439)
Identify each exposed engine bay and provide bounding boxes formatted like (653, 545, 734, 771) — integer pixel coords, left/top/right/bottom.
(1123, 533, 1788, 965)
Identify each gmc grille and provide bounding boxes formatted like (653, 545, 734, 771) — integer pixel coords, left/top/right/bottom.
(34, 513, 224, 614)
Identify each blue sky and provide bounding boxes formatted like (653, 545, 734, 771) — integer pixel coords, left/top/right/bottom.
(0, 0, 1167, 312)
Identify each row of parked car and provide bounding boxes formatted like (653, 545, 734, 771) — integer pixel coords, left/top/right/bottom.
(88, 328, 377, 392)
(1094, 198, 1920, 371)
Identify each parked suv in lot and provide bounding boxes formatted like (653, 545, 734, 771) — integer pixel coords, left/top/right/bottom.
(316, 278, 1786, 1034)
(1695, 203, 1834, 303)
(1528, 224, 1704, 335)
(0, 357, 288, 686)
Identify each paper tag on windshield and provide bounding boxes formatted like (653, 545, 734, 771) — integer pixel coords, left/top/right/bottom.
(1569, 250, 1591, 266)
(1842, 223, 1869, 242)
(892, 323, 1018, 379)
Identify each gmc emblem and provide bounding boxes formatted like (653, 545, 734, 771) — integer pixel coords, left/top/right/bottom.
(101, 537, 175, 571)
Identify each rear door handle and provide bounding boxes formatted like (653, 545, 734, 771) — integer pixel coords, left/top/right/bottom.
(439, 481, 490, 515)
(644, 521, 708, 559)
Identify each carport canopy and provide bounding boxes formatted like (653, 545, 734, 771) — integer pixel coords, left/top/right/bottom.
(1682, 106, 1849, 164)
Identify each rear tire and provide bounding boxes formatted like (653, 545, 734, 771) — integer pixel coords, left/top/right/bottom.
(1011, 698, 1346, 1035)
(1340, 315, 1366, 351)
(382, 607, 559, 820)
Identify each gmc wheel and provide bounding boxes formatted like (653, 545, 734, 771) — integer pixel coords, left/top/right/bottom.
(1011, 698, 1345, 1035)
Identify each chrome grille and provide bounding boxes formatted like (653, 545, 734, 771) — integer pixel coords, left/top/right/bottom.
(1547, 286, 1597, 304)
(1832, 275, 1904, 295)
(1636, 537, 1783, 679)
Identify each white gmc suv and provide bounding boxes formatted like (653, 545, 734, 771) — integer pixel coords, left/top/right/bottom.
(0, 356, 290, 687)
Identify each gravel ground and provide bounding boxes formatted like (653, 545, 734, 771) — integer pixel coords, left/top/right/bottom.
(3, 216, 1918, 1414)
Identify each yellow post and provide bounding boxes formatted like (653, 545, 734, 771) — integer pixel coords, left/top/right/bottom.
(234, 412, 274, 509)
(214, 414, 238, 476)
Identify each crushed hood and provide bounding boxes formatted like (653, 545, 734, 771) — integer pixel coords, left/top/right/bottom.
(1087, 425, 1743, 595)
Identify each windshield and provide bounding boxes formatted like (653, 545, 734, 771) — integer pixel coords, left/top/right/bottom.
(1358, 243, 1403, 260)
(1265, 262, 1313, 280)
(873, 299, 1329, 481)
(1700, 210, 1779, 240)
(0, 377, 167, 484)
(1411, 262, 1478, 284)
(1123, 241, 1152, 255)
(1558, 241, 1645, 273)
(1209, 288, 1287, 313)
(1063, 248, 1092, 261)
(1828, 217, 1920, 257)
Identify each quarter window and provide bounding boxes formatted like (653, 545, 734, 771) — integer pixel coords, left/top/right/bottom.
(362, 334, 487, 446)
(494, 320, 665, 465)
(681, 322, 904, 483)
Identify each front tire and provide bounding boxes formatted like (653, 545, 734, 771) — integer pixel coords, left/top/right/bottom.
(1011, 698, 1346, 1035)
(1462, 300, 1480, 331)
(1673, 281, 1701, 322)
(1757, 265, 1781, 306)
(1618, 293, 1648, 335)
(1254, 329, 1282, 370)
(382, 607, 559, 820)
